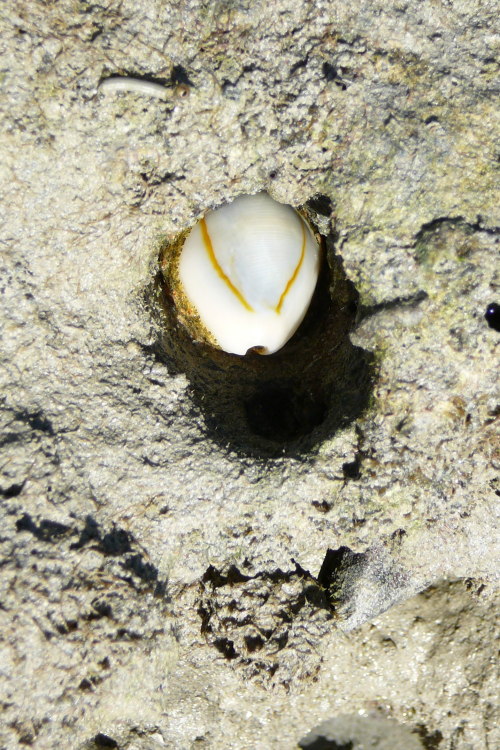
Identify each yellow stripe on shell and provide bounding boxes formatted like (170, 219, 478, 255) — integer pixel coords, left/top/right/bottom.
(275, 218, 306, 314)
(200, 217, 254, 312)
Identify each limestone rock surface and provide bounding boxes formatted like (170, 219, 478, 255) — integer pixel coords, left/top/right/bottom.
(0, 1, 498, 748)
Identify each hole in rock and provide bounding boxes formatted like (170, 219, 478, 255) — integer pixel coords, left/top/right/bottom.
(91, 734, 119, 749)
(317, 546, 368, 610)
(152, 195, 374, 457)
(244, 383, 327, 441)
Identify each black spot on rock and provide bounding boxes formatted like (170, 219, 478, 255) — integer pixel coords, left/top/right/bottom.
(1, 481, 25, 498)
(202, 564, 251, 587)
(214, 637, 237, 659)
(342, 457, 361, 480)
(485, 302, 500, 332)
(92, 734, 118, 749)
(244, 633, 265, 652)
(171, 64, 193, 87)
(18, 409, 54, 435)
(88, 599, 113, 620)
(97, 527, 132, 556)
(414, 724, 444, 749)
(322, 61, 338, 81)
(16, 513, 71, 542)
(307, 194, 333, 217)
(322, 62, 348, 90)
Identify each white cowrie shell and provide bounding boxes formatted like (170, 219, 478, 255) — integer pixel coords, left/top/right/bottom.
(177, 192, 321, 355)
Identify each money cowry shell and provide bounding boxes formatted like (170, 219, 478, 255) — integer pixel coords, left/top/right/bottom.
(177, 192, 321, 355)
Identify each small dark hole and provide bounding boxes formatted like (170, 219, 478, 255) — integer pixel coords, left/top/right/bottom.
(91, 600, 113, 619)
(2, 482, 24, 498)
(175, 83, 190, 98)
(317, 546, 368, 607)
(93, 734, 118, 749)
(485, 302, 500, 332)
(342, 458, 361, 479)
(307, 194, 333, 217)
(322, 62, 338, 81)
(214, 637, 237, 659)
(244, 633, 265, 652)
(170, 64, 193, 87)
(97, 527, 132, 556)
(322, 62, 348, 89)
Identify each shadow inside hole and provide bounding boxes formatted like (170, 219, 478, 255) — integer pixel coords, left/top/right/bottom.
(152, 225, 374, 458)
(245, 384, 327, 442)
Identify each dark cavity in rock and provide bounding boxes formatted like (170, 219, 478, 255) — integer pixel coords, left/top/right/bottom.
(151, 198, 374, 458)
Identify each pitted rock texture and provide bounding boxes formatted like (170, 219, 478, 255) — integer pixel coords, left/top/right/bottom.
(0, 0, 498, 748)
(197, 563, 332, 685)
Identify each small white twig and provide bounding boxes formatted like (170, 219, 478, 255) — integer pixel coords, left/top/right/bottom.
(98, 76, 170, 100)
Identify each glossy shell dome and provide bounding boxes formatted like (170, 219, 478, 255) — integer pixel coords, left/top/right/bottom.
(177, 192, 321, 355)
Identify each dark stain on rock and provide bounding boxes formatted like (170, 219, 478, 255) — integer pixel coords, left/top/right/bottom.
(97, 527, 133, 556)
(485, 301, 500, 331)
(92, 734, 119, 749)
